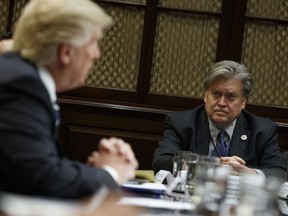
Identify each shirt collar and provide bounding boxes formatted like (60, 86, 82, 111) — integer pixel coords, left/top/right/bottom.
(37, 65, 57, 103)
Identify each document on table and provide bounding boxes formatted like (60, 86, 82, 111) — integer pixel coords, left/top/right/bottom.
(118, 197, 195, 211)
(0, 192, 81, 216)
(279, 182, 288, 199)
(122, 182, 167, 195)
(121, 183, 195, 210)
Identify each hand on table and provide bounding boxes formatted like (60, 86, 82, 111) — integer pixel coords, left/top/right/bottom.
(220, 156, 256, 175)
(87, 137, 138, 184)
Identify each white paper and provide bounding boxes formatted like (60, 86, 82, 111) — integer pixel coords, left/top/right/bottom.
(0, 192, 81, 216)
(155, 170, 173, 185)
(224, 189, 241, 205)
(278, 200, 288, 214)
(278, 182, 288, 199)
(118, 197, 195, 210)
(226, 175, 242, 190)
(122, 182, 167, 194)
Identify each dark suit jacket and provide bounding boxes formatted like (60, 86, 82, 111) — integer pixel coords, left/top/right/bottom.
(152, 105, 286, 180)
(0, 53, 118, 198)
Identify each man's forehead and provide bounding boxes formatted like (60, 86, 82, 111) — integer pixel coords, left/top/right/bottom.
(210, 85, 241, 91)
(211, 78, 242, 86)
(208, 79, 243, 93)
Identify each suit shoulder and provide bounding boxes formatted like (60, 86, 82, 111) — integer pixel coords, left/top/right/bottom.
(166, 105, 205, 125)
(0, 52, 38, 83)
(242, 110, 276, 127)
(0, 53, 50, 106)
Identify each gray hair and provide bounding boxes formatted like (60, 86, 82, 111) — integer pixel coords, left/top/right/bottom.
(12, 0, 112, 65)
(203, 60, 254, 99)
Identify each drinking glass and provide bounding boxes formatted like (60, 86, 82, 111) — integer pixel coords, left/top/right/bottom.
(177, 151, 199, 181)
(184, 153, 199, 194)
(173, 150, 195, 178)
(168, 151, 199, 201)
(193, 155, 231, 213)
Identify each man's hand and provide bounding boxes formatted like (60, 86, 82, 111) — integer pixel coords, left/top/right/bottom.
(220, 156, 256, 175)
(87, 137, 138, 184)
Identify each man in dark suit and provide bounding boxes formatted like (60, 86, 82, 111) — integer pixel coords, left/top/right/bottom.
(0, 0, 138, 198)
(153, 60, 286, 180)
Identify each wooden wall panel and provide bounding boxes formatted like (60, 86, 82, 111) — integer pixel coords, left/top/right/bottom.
(62, 125, 161, 170)
(58, 99, 166, 170)
(59, 99, 288, 171)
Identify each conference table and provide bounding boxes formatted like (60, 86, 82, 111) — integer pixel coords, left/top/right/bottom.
(120, 178, 288, 216)
(0, 180, 287, 216)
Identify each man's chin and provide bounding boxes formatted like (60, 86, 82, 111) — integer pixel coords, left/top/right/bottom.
(211, 117, 229, 128)
(213, 114, 227, 120)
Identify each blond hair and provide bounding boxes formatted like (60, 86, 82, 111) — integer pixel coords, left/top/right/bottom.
(13, 0, 112, 64)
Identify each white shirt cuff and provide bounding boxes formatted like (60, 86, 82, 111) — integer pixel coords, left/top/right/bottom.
(254, 168, 265, 177)
(103, 166, 120, 184)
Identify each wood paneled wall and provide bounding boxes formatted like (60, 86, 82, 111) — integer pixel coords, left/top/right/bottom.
(59, 97, 288, 170)
(58, 98, 167, 170)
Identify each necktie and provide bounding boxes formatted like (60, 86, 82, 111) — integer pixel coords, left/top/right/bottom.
(52, 101, 61, 126)
(213, 130, 229, 157)
(52, 101, 61, 139)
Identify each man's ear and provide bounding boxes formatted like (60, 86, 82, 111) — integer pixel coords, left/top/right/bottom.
(58, 43, 72, 65)
(241, 99, 247, 109)
(204, 91, 208, 102)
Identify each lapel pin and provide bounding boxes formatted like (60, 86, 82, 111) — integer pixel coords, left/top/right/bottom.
(241, 135, 247, 141)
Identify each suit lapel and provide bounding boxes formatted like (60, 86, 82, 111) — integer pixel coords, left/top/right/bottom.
(193, 109, 211, 155)
(229, 113, 250, 158)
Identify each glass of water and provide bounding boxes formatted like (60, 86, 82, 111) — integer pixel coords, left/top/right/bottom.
(169, 151, 199, 201)
(184, 153, 199, 194)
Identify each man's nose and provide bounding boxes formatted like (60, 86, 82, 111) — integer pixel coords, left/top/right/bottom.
(94, 47, 101, 60)
(92, 44, 101, 60)
(218, 96, 227, 106)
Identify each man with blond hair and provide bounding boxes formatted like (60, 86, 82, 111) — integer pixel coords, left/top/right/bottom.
(0, 0, 138, 198)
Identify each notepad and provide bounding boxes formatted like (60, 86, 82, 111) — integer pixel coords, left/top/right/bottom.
(135, 170, 155, 182)
(122, 182, 167, 195)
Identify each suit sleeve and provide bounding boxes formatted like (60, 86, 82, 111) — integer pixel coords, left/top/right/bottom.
(257, 122, 286, 181)
(0, 77, 118, 198)
(152, 113, 185, 174)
